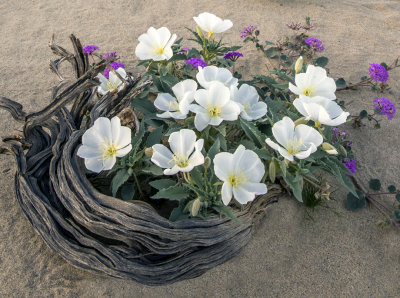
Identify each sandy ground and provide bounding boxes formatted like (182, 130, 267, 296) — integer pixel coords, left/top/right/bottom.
(0, 0, 399, 296)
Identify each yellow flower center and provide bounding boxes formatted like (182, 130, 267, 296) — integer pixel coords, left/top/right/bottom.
(106, 80, 120, 91)
(207, 104, 222, 118)
(241, 100, 252, 112)
(168, 100, 180, 111)
(286, 137, 304, 155)
(99, 138, 118, 163)
(155, 47, 165, 56)
(302, 85, 315, 97)
(227, 170, 247, 188)
(172, 152, 189, 168)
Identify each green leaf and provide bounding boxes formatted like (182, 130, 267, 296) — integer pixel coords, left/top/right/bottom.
(396, 193, 400, 203)
(131, 97, 157, 115)
(240, 118, 265, 148)
(346, 190, 366, 210)
(335, 78, 347, 88)
(369, 179, 381, 191)
(213, 205, 241, 224)
(277, 159, 287, 177)
(146, 126, 164, 147)
(164, 123, 182, 136)
(151, 185, 190, 201)
(265, 47, 278, 58)
(388, 185, 396, 193)
(314, 56, 329, 68)
(121, 183, 135, 201)
(359, 110, 368, 119)
(380, 62, 388, 70)
(169, 201, 189, 221)
(394, 210, 400, 222)
(283, 172, 303, 202)
(207, 137, 220, 160)
(190, 167, 204, 188)
(253, 148, 272, 161)
(111, 169, 130, 197)
(141, 165, 164, 176)
(149, 179, 176, 190)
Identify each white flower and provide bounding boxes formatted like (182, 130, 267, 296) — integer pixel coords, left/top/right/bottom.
(193, 12, 233, 37)
(135, 27, 177, 61)
(196, 66, 238, 89)
(293, 95, 350, 126)
(214, 145, 268, 205)
(151, 129, 204, 175)
(230, 84, 268, 121)
(189, 81, 241, 131)
(96, 68, 127, 95)
(322, 142, 338, 155)
(265, 116, 323, 161)
(77, 117, 132, 173)
(154, 79, 197, 119)
(289, 64, 336, 100)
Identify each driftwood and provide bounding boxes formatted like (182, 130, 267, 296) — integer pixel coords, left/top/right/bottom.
(0, 35, 283, 285)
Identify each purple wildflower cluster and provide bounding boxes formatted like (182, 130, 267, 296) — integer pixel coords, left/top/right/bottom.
(83, 45, 99, 55)
(373, 97, 396, 120)
(286, 21, 315, 31)
(104, 51, 120, 60)
(223, 51, 243, 62)
(344, 159, 356, 175)
(178, 46, 190, 55)
(104, 62, 125, 79)
(240, 25, 258, 39)
(332, 128, 353, 146)
(304, 38, 324, 52)
(185, 58, 207, 69)
(368, 64, 389, 82)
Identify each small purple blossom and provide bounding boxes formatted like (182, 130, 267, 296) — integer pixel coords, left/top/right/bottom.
(344, 159, 356, 175)
(185, 58, 207, 69)
(304, 38, 324, 52)
(368, 64, 389, 82)
(223, 51, 243, 62)
(332, 127, 352, 147)
(104, 62, 125, 79)
(104, 51, 120, 60)
(83, 45, 99, 55)
(373, 97, 396, 120)
(286, 21, 315, 31)
(178, 46, 190, 55)
(240, 25, 258, 39)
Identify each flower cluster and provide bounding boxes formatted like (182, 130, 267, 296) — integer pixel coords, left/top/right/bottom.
(304, 37, 324, 52)
(332, 128, 353, 146)
(344, 159, 356, 175)
(240, 25, 258, 38)
(104, 62, 125, 79)
(368, 64, 389, 82)
(223, 51, 243, 61)
(104, 51, 120, 60)
(374, 97, 396, 120)
(83, 45, 99, 55)
(185, 58, 207, 69)
(286, 21, 315, 31)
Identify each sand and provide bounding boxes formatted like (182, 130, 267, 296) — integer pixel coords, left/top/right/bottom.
(0, 0, 399, 296)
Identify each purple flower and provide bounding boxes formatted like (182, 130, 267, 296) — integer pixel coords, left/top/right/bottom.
(83, 45, 99, 55)
(104, 51, 120, 60)
(240, 25, 258, 39)
(286, 22, 303, 31)
(304, 38, 324, 52)
(368, 64, 389, 82)
(373, 97, 396, 120)
(178, 46, 190, 55)
(185, 58, 207, 69)
(104, 62, 125, 79)
(344, 159, 356, 175)
(223, 51, 243, 62)
(332, 127, 352, 147)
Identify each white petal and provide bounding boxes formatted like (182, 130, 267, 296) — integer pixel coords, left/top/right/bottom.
(272, 117, 295, 147)
(117, 126, 132, 149)
(221, 182, 233, 205)
(168, 129, 196, 157)
(188, 150, 204, 167)
(241, 182, 268, 195)
(116, 144, 132, 158)
(154, 93, 177, 111)
(172, 79, 198, 101)
(77, 145, 103, 159)
(85, 158, 104, 173)
(214, 152, 234, 181)
(194, 112, 211, 131)
(233, 186, 255, 204)
(294, 124, 323, 148)
(164, 165, 180, 175)
(82, 127, 103, 147)
(151, 144, 174, 168)
(220, 101, 241, 121)
(103, 155, 117, 171)
(93, 117, 112, 143)
(110, 116, 121, 145)
(294, 146, 314, 159)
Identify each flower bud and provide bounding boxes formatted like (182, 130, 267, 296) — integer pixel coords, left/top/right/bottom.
(145, 147, 153, 157)
(338, 145, 347, 157)
(269, 160, 276, 183)
(204, 156, 211, 169)
(191, 198, 201, 217)
(196, 26, 205, 40)
(295, 56, 303, 74)
(254, 30, 260, 36)
(322, 142, 338, 155)
(294, 116, 307, 126)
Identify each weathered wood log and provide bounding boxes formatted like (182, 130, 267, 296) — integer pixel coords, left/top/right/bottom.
(0, 35, 283, 285)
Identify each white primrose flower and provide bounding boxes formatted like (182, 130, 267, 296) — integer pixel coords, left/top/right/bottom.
(230, 84, 268, 121)
(96, 68, 127, 95)
(151, 129, 204, 175)
(293, 95, 350, 126)
(154, 79, 198, 119)
(265, 116, 323, 161)
(289, 64, 337, 100)
(214, 145, 268, 206)
(135, 27, 177, 61)
(196, 66, 238, 89)
(189, 81, 241, 131)
(77, 117, 132, 173)
(193, 12, 233, 37)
